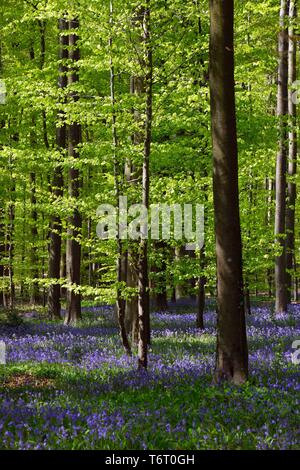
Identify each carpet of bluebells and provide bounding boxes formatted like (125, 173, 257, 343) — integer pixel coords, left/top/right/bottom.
(0, 303, 299, 450)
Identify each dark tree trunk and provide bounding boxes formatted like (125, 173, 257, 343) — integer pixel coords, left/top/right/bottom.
(124, 19, 145, 343)
(29, 171, 40, 304)
(110, 0, 131, 355)
(153, 242, 168, 312)
(0, 207, 4, 306)
(60, 248, 67, 299)
(197, 245, 205, 329)
(286, 0, 297, 304)
(65, 18, 82, 325)
(28, 46, 40, 305)
(265, 178, 274, 297)
(275, 0, 289, 314)
(48, 19, 68, 320)
(3, 149, 16, 309)
(175, 245, 186, 300)
(209, 0, 248, 384)
(138, 2, 152, 369)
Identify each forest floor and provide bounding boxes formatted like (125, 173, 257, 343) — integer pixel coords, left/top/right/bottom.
(0, 303, 299, 450)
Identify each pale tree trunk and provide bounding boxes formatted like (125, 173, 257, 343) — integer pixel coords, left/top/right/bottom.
(48, 18, 68, 320)
(286, 0, 297, 304)
(65, 18, 82, 325)
(138, 1, 152, 369)
(209, 0, 248, 384)
(275, 0, 289, 314)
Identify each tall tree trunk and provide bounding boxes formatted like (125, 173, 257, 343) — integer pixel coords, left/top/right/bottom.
(4, 148, 16, 309)
(65, 18, 82, 325)
(0, 55, 5, 306)
(286, 0, 297, 304)
(275, 0, 289, 314)
(0, 209, 4, 306)
(28, 46, 40, 305)
(197, 245, 205, 329)
(138, 1, 152, 369)
(48, 18, 68, 320)
(124, 17, 145, 344)
(209, 0, 248, 384)
(153, 241, 168, 312)
(29, 170, 40, 304)
(110, 0, 131, 355)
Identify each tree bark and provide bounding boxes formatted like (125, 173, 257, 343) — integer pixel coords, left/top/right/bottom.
(65, 18, 82, 325)
(275, 0, 289, 314)
(138, 1, 152, 369)
(48, 19, 68, 320)
(209, 0, 248, 384)
(286, 0, 297, 304)
(110, 0, 131, 355)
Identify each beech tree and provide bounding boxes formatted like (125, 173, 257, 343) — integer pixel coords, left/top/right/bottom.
(286, 0, 298, 303)
(274, 0, 289, 314)
(209, 0, 248, 384)
(48, 19, 69, 320)
(65, 18, 82, 325)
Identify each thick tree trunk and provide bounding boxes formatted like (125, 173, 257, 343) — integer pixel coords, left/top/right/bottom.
(209, 0, 248, 384)
(275, 0, 289, 314)
(286, 0, 297, 304)
(65, 18, 82, 325)
(48, 19, 68, 320)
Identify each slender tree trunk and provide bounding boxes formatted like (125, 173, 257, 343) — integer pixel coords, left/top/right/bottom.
(138, 2, 152, 369)
(29, 170, 40, 304)
(110, 0, 131, 355)
(153, 241, 168, 312)
(265, 177, 274, 297)
(275, 0, 289, 314)
(209, 0, 248, 384)
(124, 17, 145, 343)
(0, 210, 4, 306)
(197, 245, 205, 329)
(4, 149, 16, 309)
(175, 245, 186, 300)
(65, 18, 82, 325)
(286, 0, 297, 304)
(28, 46, 40, 304)
(48, 19, 68, 320)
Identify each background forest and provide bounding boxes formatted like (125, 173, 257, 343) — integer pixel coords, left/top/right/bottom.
(0, 0, 299, 451)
